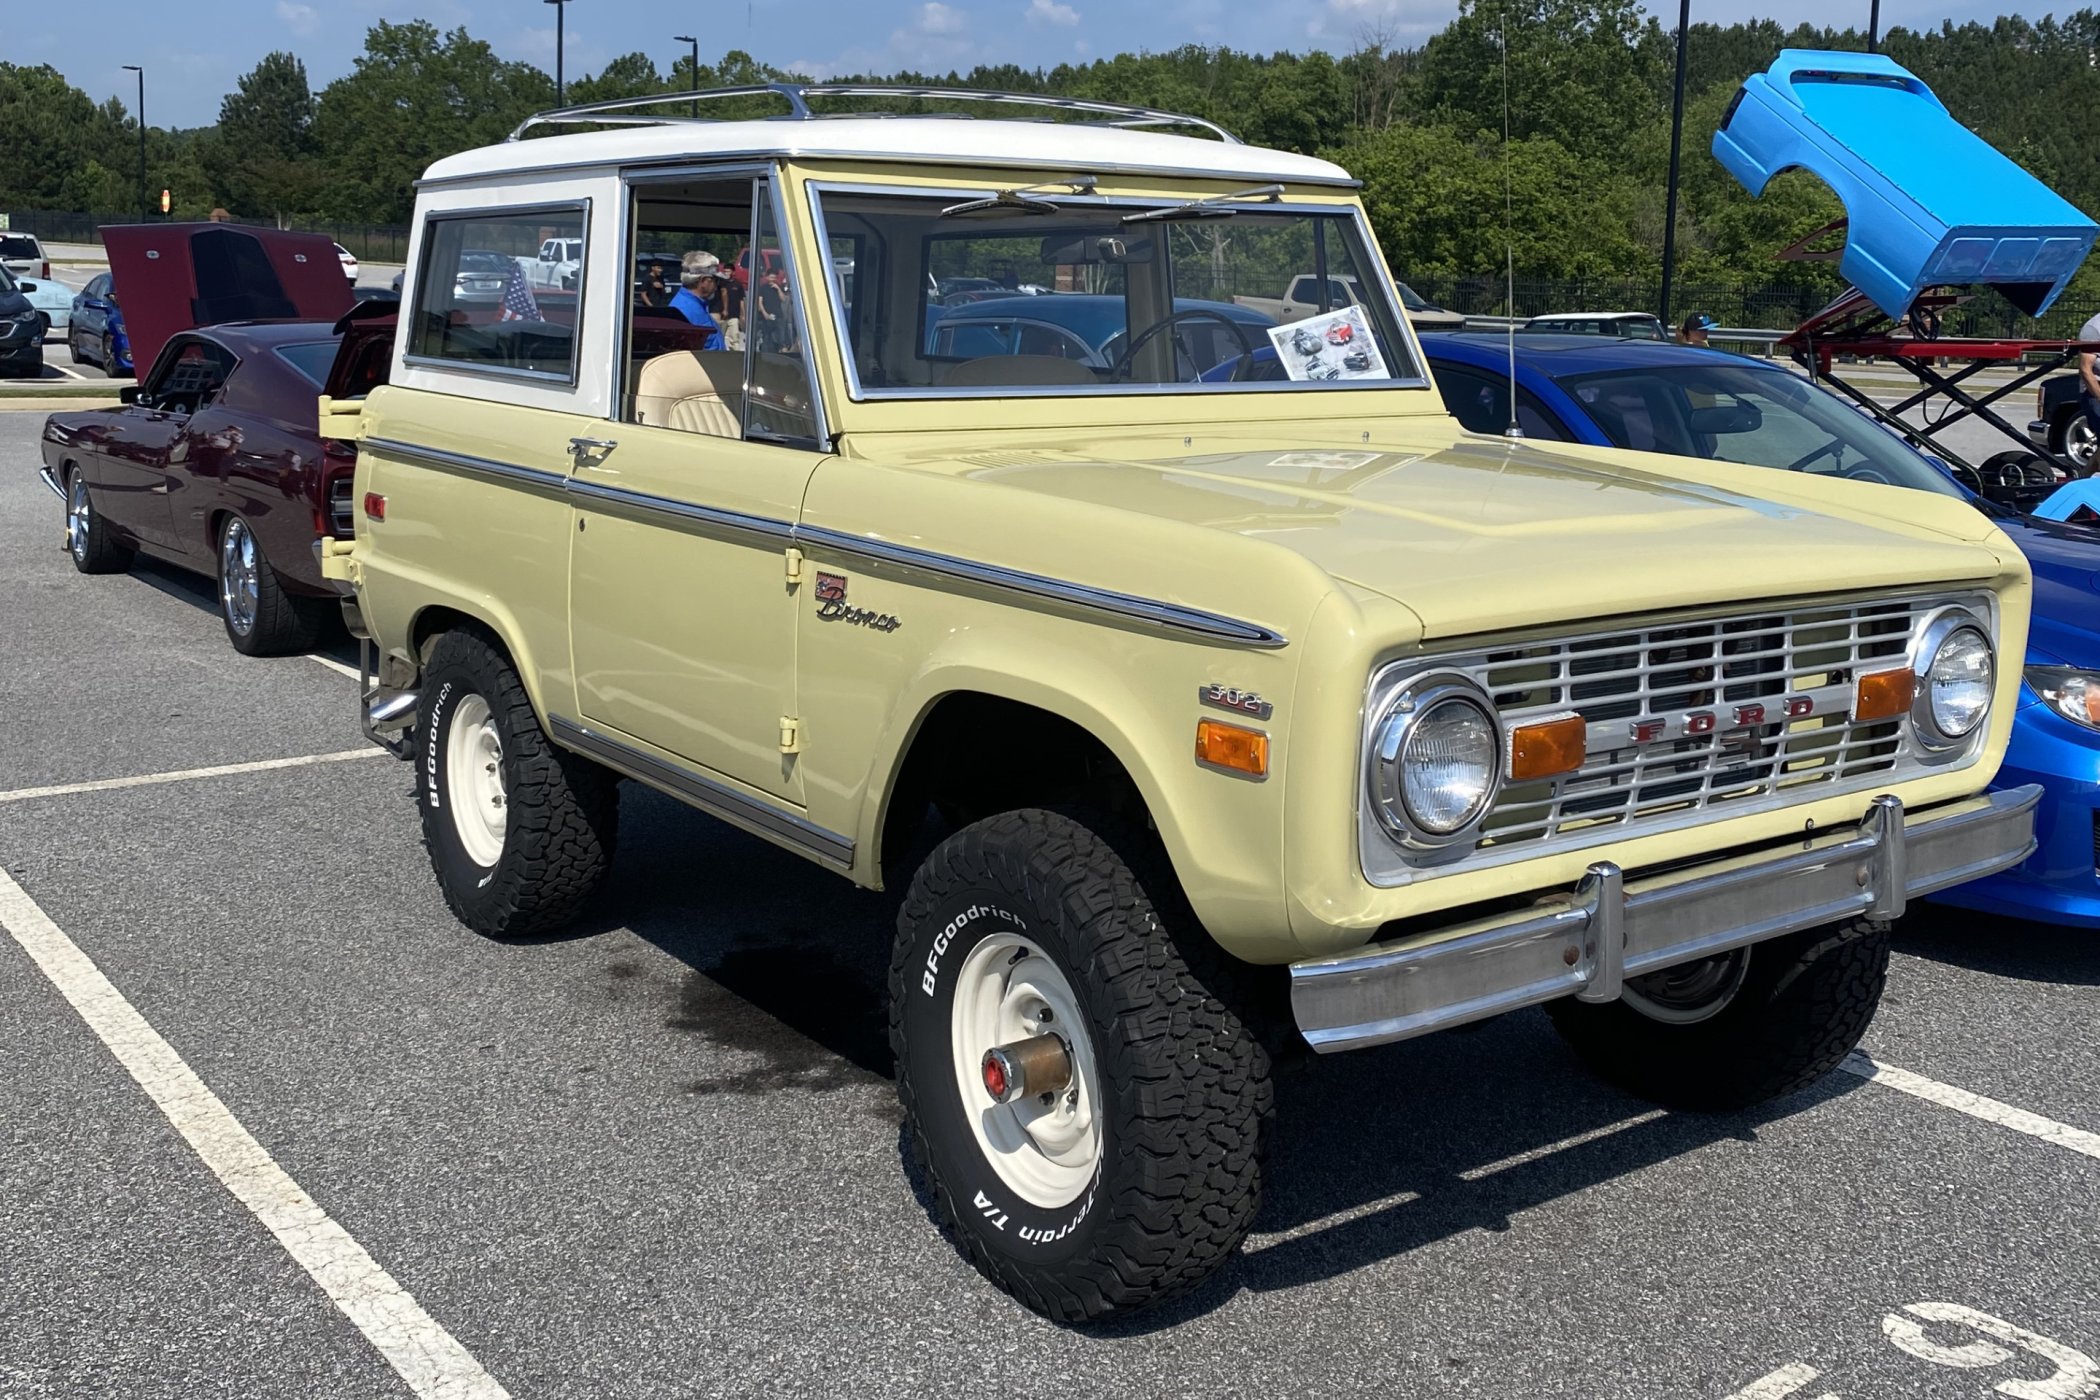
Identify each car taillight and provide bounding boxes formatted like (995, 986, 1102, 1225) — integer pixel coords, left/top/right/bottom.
(39, 261, 50, 280)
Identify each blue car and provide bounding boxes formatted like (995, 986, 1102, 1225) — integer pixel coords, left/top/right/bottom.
(68, 271, 132, 377)
(1423, 331, 2100, 927)
(927, 294, 1275, 378)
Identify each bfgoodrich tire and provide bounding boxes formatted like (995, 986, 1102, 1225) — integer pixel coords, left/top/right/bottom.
(890, 809, 1270, 1322)
(1546, 917, 1891, 1111)
(416, 629, 618, 938)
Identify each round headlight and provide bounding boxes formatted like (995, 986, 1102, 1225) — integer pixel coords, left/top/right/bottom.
(1371, 681, 1500, 845)
(1911, 610, 1993, 750)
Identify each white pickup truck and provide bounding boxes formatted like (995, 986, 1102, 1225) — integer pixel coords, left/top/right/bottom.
(525, 236, 583, 291)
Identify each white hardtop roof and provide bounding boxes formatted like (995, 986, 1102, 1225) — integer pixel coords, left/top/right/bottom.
(419, 117, 1355, 189)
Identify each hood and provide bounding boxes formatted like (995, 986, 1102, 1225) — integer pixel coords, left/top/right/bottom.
(102, 224, 352, 381)
(917, 436, 2014, 638)
(2003, 514, 2100, 666)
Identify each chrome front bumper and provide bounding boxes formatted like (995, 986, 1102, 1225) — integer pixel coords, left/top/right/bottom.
(1291, 785, 2042, 1052)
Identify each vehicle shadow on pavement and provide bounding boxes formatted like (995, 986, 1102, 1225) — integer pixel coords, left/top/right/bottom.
(1894, 904, 2100, 985)
(122, 554, 358, 667)
(586, 785, 1874, 1328)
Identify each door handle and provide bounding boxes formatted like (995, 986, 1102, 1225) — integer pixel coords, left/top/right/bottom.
(568, 437, 618, 467)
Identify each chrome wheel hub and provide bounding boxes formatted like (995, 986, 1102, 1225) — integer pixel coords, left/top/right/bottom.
(67, 476, 89, 562)
(951, 932, 1102, 1209)
(219, 519, 260, 635)
(2067, 415, 2096, 471)
(445, 694, 507, 867)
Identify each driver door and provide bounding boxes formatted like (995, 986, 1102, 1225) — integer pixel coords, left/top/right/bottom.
(90, 337, 223, 548)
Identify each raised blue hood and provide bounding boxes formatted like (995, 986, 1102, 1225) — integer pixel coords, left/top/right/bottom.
(1715, 49, 2097, 319)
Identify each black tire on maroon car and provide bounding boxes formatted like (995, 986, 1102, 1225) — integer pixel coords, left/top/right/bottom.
(215, 514, 328, 657)
(889, 808, 1271, 1322)
(415, 628, 619, 939)
(64, 466, 133, 575)
(1545, 917, 1891, 1112)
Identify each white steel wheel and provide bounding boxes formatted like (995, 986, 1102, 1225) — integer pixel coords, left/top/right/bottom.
(444, 693, 508, 867)
(949, 931, 1103, 1209)
(1619, 947, 1751, 1025)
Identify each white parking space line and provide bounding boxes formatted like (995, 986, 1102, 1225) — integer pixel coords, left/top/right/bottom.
(0, 748, 388, 805)
(1841, 1053, 2100, 1161)
(1722, 1362, 1831, 1400)
(0, 869, 510, 1400)
(307, 653, 361, 681)
(1456, 1109, 1668, 1181)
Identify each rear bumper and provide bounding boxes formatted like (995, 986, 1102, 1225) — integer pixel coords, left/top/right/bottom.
(1290, 785, 2042, 1052)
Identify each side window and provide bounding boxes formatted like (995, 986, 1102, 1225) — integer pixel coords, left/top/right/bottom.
(1286, 276, 1314, 304)
(619, 173, 822, 447)
(1433, 363, 1570, 441)
(409, 205, 585, 381)
(143, 338, 236, 413)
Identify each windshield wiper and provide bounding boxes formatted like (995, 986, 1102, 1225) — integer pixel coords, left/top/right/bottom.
(939, 176, 1099, 219)
(1120, 184, 1285, 224)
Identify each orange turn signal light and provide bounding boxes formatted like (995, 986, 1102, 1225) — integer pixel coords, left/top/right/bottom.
(1854, 667, 1916, 722)
(1195, 719, 1269, 779)
(1508, 713, 1587, 781)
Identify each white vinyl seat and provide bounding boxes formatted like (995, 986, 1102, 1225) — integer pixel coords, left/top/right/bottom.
(633, 349, 748, 438)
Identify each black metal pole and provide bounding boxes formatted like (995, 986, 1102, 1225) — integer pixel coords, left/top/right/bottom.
(1868, 0, 1881, 51)
(124, 66, 146, 224)
(1659, 0, 1689, 329)
(546, 0, 567, 106)
(675, 34, 700, 116)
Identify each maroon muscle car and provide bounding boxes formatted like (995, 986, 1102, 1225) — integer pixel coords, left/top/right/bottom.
(38, 318, 391, 654)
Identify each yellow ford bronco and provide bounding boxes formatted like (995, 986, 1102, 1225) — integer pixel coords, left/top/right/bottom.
(319, 85, 2041, 1320)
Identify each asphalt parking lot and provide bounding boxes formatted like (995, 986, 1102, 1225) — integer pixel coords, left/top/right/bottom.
(3, 405, 2098, 1400)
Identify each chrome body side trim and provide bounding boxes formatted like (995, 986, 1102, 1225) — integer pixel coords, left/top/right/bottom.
(357, 434, 1286, 648)
(550, 716, 856, 869)
(360, 436, 570, 494)
(1292, 784, 2043, 1053)
(37, 465, 64, 500)
(793, 522, 1288, 648)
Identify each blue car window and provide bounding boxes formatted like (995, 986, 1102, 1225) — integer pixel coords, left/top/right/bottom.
(1431, 363, 1571, 440)
(1560, 362, 1966, 496)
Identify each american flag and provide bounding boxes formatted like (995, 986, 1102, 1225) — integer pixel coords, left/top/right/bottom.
(499, 260, 540, 322)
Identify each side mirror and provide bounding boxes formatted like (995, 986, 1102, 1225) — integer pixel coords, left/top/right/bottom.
(119, 385, 140, 405)
(17, 281, 37, 293)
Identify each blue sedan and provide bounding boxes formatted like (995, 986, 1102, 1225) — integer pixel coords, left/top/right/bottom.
(68, 271, 132, 377)
(1422, 331, 2100, 927)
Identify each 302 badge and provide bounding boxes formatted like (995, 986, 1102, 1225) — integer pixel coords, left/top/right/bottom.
(1199, 683, 1273, 720)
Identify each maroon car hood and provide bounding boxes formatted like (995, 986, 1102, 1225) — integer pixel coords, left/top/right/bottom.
(102, 224, 353, 379)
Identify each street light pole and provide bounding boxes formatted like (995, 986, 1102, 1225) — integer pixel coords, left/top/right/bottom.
(545, 0, 569, 107)
(122, 65, 145, 224)
(1868, 0, 1881, 51)
(1658, 0, 1690, 330)
(674, 34, 700, 117)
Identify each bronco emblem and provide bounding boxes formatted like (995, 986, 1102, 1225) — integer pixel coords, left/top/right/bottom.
(813, 571, 901, 633)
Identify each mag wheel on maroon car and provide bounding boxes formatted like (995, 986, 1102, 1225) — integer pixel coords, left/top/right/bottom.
(888, 809, 1270, 1322)
(65, 467, 132, 575)
(415, 629, 619, 939)
(216, 514, 328, 656)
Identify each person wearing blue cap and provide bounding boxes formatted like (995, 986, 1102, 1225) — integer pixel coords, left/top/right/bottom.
(1679, 312, 1717, 347)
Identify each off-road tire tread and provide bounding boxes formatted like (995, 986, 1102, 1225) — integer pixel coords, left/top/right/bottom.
(223, 518, 327, 656)
(67, 467, 133, 574)
(889, 808, 1270, 1323)
(1546, 916, 1890, 1111)
(418, 629, 618, 938)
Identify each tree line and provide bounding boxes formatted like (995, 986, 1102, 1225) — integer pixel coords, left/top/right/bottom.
(5, 3, 2100, 308)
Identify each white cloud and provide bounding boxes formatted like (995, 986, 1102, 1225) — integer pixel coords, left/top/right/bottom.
(275, 1, 320, 36)
(1027, 0, 1081, 25)
(916, 2, 967, 34)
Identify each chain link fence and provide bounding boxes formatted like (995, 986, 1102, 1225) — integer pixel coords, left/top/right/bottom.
(3, 209, 414, 264)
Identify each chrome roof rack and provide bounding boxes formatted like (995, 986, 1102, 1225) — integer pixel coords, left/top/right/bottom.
(507, 83, 1240, 144)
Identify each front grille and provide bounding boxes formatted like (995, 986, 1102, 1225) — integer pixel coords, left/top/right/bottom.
(327, 477, 355, 536)
(1363, 591, 1993, 884)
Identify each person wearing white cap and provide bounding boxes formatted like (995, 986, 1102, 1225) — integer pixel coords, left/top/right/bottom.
(671, 251, 727, 351)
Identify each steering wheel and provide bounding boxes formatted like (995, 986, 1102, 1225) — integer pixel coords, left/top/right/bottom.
(1108, 308, 1259, 383)
(1786, 438, 1846, 473)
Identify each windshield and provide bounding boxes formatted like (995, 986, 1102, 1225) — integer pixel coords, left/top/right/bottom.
(1395, 282, 1429, 311)
(0, 267, 15, 294)
(1557, 362, 1965, 497)
(814, 186, 1419, 397)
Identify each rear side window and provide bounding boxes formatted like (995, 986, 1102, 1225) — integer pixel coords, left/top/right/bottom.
(409, 204, 587, 383)
(1432, 362, 1569, 440)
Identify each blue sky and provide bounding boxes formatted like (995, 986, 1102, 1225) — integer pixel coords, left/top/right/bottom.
(13, 0, 2026, 130)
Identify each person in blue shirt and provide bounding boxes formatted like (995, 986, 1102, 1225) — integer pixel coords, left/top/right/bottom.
(670, 251, 727, 351)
